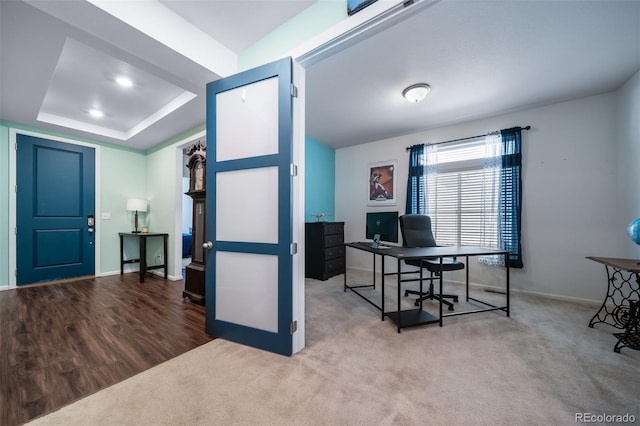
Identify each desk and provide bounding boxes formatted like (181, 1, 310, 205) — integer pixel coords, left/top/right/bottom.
(119, 232, 168, 283)
(344, 242, 510, 332)
(586, 257, 640, 329)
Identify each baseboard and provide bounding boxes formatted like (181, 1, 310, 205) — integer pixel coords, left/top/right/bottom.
(98, 270, 122, 277)
(456, 280, 601, 306)
(149, 270, 182, 281)
(99, 270, 181, 282)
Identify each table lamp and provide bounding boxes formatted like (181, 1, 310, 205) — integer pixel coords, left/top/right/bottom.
(126, 198, 148, 233)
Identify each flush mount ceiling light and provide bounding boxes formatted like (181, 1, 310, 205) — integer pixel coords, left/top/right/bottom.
(402, 83, 431, 103)
(116, 76, 133, 88)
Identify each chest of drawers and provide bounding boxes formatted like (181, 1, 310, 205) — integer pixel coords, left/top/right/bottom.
(305, 222, 345, 281)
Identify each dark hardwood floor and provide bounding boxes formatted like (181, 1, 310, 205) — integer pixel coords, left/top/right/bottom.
(0, 274, 213, 426)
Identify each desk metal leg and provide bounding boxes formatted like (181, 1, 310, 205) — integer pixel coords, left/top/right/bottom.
(418, 264, 424, 310)
(381, 255, 385, 322)
(465, 255, 470, 302)
(373, 254, 376, 290)
(506, 253, 510, 317)
(343, 259, 347, 292)
(343, 247, 381, 312)
(395, 258, 401, 333)
(439, 256, 443, 327)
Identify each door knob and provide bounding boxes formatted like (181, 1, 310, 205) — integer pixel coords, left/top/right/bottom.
(203, 241, 213, 250)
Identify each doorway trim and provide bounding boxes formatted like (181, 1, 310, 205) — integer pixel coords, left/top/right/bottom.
(290, 0, 438, 67)
(8, 128, 102, 289)
(173, 129, 206, 281)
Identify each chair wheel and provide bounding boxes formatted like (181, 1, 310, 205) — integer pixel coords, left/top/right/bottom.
(448, 305, 455, 311)
(414, 300, 420, 307)
(453, 297, 459, 303)
(404, 290, 410, 297)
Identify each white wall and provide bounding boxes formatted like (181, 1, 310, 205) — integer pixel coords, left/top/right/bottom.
(616, 69, 640, 258)
(336, 92, 624, 303)
(145, 131, 204, 280)
(182, 177, 192, 234)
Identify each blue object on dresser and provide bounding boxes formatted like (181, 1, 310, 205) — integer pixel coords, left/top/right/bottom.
(628, 217, 640, 245)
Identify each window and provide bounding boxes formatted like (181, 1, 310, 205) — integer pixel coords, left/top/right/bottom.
(425, 137, 500, 250)
(406, 128, 523, 268)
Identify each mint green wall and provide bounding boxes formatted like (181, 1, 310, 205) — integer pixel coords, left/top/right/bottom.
(145, 142, 180, 277)
(100, 146, 147, 274)
(238, 0, 345, 71)
(305, 137, 335, 222)
(0, 125, 9, 287)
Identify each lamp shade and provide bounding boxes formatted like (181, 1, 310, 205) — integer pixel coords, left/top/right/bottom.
(402, 83, 431, 103)
(126, 198, 148, 212)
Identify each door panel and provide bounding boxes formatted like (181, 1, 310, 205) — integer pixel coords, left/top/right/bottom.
(215, 167, 279, 244)
(35, 146, 83, 216)
(215, 251, 279, 332)
(35, 229, 83, 266)
(216, 77, 280, 161)
(206, 57, 298, 356)
(16, 135, 95, 285)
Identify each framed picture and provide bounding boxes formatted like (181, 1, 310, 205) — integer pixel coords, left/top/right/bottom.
(367, 161, 397, 206)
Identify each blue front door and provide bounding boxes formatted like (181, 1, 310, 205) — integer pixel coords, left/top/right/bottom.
(16, 135, 96, 285)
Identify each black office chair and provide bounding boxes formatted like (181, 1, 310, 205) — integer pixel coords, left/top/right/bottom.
(399, 214, 463, 311)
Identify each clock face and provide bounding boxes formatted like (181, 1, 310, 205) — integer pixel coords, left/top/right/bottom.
(195, 165, 204, 191)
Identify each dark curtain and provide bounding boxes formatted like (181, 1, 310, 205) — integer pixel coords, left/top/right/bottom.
(405, 144, 426, 214)
(499, 127, 523, 268)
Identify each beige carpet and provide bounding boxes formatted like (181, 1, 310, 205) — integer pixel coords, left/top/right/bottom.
(29, 270, 639, 425)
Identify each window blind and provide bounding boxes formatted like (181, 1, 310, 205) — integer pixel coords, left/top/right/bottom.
(427, 168, 499, 248)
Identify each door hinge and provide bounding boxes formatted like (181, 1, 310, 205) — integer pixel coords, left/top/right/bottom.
(290, 163, 298, 176)
(290, 84, 298, 98)
(290, 242, 298, 255)
(290, 320, 298, 334)
(15, 185, 17, 193)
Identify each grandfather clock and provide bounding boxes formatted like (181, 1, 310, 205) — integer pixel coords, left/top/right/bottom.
(183, 141, 206, 305)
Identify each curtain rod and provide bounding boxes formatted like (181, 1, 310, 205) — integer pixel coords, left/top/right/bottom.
(405, 126, 531, 151)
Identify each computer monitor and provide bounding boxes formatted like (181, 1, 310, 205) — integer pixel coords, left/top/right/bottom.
(366, 211, 399, 243)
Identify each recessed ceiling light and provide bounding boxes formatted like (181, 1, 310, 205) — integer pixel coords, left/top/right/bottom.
(116, 76, 133, 88)
(89, 109, 104, 118)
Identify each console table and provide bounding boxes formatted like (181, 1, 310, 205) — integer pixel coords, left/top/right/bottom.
(119, 232, 168, 283)
(345, 242, 510, 333)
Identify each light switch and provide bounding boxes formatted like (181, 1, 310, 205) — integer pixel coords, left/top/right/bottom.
(101, 212, 111, 220)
